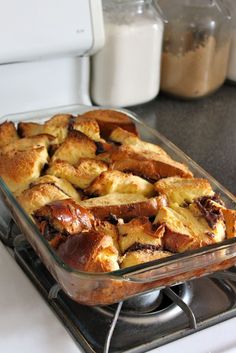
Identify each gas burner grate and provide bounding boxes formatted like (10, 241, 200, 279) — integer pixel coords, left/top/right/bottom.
(3, 216, 236, 353)
(12, 240, 236, 353)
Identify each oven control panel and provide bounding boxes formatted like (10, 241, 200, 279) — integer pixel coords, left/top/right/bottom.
(0, 0, 104, 63)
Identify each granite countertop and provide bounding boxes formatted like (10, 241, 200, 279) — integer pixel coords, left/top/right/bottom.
(130, 84, 236, 196)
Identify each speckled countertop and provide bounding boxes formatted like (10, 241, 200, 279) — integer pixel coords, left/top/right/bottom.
(130, 84, 236, 196)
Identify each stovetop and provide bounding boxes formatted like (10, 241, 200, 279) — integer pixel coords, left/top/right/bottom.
(11, 237, 236, 353)
(1, 201, 236, 353)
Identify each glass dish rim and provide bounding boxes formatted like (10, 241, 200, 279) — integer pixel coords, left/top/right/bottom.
(1, 103, 236, 282)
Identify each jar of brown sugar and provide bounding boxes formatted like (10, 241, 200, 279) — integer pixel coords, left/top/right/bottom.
(159, 0, 232, 99)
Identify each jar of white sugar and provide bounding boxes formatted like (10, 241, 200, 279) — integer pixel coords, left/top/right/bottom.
(91, 0, 164, 107)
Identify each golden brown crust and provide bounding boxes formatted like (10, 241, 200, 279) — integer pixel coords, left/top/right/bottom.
(72, 117, 101, 141)
(85, 170, 155, 197)
(222, 208, 236, 238)
(46, 158, 108, 189)
(18, 114, 72, 143)
(156, 205, 226, 252)
(18, 122, 44, 138)
(120, 249, 171, 269)
(44, 114, 72, 143)
(17, 183, 72, 215)
(29, 175, 81, 202)
(51, 130, 97, 164)
(110, 145, 193, 179)
(0, 146, 48, 192)
(93, 220, 120, 251)
(155, 176, 214, 206)
(111, 159, 162, 182)
(45, 114, 72, 128)
(79, 109, 138, 139)
(0, 121, 19, 147)
(34, 198, 94, 235)
(81, 193, 167, 221)
(196, 199, 236, 239)
(57, 231, 119, 272)
(0, 134, 55, 153)
(117, 217, 165, 254)
(110, 127, 167, 156)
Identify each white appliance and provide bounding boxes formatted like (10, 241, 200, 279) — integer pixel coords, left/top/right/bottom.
(0, 0, 104, 116)
(1, 1, 236, 353)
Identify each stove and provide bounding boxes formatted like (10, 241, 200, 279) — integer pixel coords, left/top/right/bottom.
(2, 216, 236, 353)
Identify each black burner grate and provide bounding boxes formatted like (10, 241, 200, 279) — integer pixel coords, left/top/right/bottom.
(13, 239, 236, 353)
(2, 213, 236, 353)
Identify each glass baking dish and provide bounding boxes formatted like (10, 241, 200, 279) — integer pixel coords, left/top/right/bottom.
(0, 104, 236, 306)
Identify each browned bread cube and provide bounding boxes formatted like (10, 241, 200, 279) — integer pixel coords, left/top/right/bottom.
(29, 175, 80, 201)
(16, 175, 80, 215)
(34, 198, 94, 236)
(46, 158, 108, 189)
(0, 121, 19, 147)
(222, 208, 236, 239)
(155, 204, 226, 253)
(155, 176, 214, 207)
(18, 121, 44, 138)
(79, 109, 138, 139)
(117, 217, 165, 254)
(194, 198, 236, 239)
(0, 134, 55, 153)
(17, 182, 73, 215)
(111, 145, 193, 179)
(0, 146, 48, 193)
(110, 127, 167, 156)
(51, 130, 97, 164)
(81, 193, 167, 221)
(57, 230, 119, 272)
(18, 114, 72, 143)
(85, 170, 155, 197)
(120, 249, 171, 269)
(93, 220, 120, 251)
(111, 159, 163, 182)
(72, 117, 101, 141)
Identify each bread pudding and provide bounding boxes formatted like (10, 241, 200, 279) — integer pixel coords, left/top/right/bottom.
(0, 109, 235, 276)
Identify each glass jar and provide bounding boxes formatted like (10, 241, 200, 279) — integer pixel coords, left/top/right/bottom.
(225, 0, 236, 82)
(91, 0, 164, 107)
(159, 0, 232, 99)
